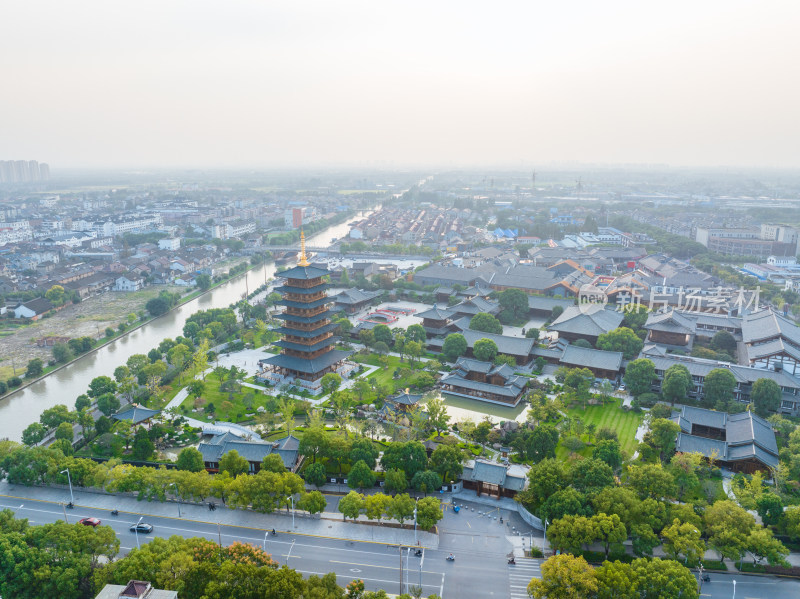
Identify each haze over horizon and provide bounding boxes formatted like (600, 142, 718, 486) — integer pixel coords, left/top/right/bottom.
(2, 1, 799, 170)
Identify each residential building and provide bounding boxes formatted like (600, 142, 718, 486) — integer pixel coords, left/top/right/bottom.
(439, 357, 527, 406)
(332, 288, 382, 314)
(558, 345, 623, 381)
(671, 405, 779, 474)
(13, 297, 54, 320)
(158, 237, 180, 251)
(461, 459, 528, 498)
(548, 304, 624, 345)
(198, 431, 300, 473)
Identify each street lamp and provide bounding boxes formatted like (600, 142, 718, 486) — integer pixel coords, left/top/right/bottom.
(697, 563, 705, 594)
(134, 517, 143, 549)
(60, 469, 74, 505)
(263, 530, 269, 552)
(169, 483, 181, 517)
(287, 495, 295, 529)
(413, 499, 418, 544)
(542, 519, 548, 555)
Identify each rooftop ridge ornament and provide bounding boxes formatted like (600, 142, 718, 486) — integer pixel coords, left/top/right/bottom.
(298, 229, 310, 266)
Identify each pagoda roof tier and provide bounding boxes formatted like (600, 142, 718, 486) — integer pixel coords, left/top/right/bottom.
(275, 322, 340, 338)
(274, 283, 330, 295)
(263, 349, 352, 375)
(274, 338, 338, 352)
(280, 265, 331, 280)
(275, 310, 334, 324)
(276, 297, 331, 310)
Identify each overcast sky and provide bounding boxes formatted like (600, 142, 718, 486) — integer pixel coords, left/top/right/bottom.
(2, 1, 799, 170)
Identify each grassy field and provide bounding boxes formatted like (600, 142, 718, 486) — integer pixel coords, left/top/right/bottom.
(557, 398, 644, 459)
(353, 353, 425, 392)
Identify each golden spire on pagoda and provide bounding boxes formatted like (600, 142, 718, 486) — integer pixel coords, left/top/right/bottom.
(298, 229, 310, 266)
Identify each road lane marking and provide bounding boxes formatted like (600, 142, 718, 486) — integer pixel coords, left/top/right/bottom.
(329, 560, 439, 575)
(294, 569, 440, 590)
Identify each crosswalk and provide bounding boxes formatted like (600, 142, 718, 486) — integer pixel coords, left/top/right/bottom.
(508, 558, 540, 599)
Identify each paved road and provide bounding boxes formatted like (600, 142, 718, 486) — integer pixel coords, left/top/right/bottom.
(0, 490, 529, 598)
(698, 573, 800, 598)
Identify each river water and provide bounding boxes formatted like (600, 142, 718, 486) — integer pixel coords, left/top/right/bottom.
(0, 214, 364, 441)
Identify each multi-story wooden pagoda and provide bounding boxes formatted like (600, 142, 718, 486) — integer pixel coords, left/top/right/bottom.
(261, 232, 351, 391)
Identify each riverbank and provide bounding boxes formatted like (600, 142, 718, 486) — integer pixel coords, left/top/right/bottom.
(0, 258, 261, 407)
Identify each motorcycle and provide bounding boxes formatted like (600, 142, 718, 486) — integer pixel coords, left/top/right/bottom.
(446, 554, 455, 562)
(701, 574, 710, 583)
(271, 529, 277, 536)
(111, 509, 119, 516)
(414, 549, 423, 557)
(66, 502, 74, 509)
(208, 502, 216, 511)
(508, 557, 516, 565)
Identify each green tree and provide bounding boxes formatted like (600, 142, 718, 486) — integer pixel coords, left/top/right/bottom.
(472, 338, 498, 362)
(52, 342, 73, 363)
(627, 463, 677, 500)
(45, 284, 66, 305)
(711, 330, 737, 353)
(570, 457, 614, 495)
(442, 333, 467, 362)
(525, 424, 560, 463)
(662, 363, 692, 406)
(596, 327, 643, 359)
(428, 445, 463, 482)
(751, 378, 781, 417)
(595, 560, 638, 599)
(321, 372, 343, 395)
(298, 426, 329, 464)
(630, 557, 699, 599)
(516, 458, 567, 513)
(498, 288, 529, 321)
(372, 324, 393, 346)
(339, 490, 364, 521)
(564, 367, 594, 399)
(639, 418, 680, 463)
(704, 500, 755, 562)
(54, 421, 74, 442)
(469, 312, 503, 334)
(350, 437, 379, 469)
(176, 447, 205, 472)
(527, 554, 598, 599)
(219, 449, 250, 476)
(540, 488, 589, 523)
(96, 392, 120, 417)
(415, 496, 443, 529)
(304, 462, 328, 488)
(526, 327, 541, 340)
(387, 493, 416, 525)
(88, 375, 117, 398)
(593, 512, 628, 559)
(261, 453, 286, 473)
(347, 460, 376, 490)
(297, 490, 327, 516)
(196, 273, 212, 290)
(21, 422, 46, 446)
(703, 368, 736, 408)
(145, 296, 170, 316)
(380, 441, 427, 479)
(384, 468, 408, 495)
(592, 439, 622, 471)
(623, 358, 656, 398)
(746, 527, 789, 565)
(425, 396, 450, 437)
(661, 518, 705, 564)
(756, 492, 784, 526)
(411, 470, 443, 495)
(25, 358, 44, 378)
(132, 426, 155, 460)
(39, 404, 73, 429)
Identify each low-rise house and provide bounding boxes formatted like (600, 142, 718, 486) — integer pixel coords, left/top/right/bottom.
(429, 323, 537, 365)
(439, 357, 527, 406)
(416, 306, 457, 338)
(13, 297, 53, 320)
(548, 304, 624, 345)
(94, 579, 177, 599)
(332, 288, 382, 314)
(461, 459, 528, 498)
(115, 273, 145, 292)
(558, 345, 623, 381)
(198, 432, 300, 473)
(112, 405, 160, 427)
(670, 405, 779, 474)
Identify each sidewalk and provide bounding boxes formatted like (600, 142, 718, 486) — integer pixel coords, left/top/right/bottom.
(0, 481, 439, 549)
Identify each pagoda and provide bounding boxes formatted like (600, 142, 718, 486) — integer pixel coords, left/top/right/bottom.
(261, 232, 351, 391)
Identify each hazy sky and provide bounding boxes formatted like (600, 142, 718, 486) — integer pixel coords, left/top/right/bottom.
(2, 1, 799, 169)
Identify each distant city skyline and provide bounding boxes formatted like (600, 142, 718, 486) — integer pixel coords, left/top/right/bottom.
(1, 1, 799, 169)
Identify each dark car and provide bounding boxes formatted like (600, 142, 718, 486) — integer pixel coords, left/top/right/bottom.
(79, 517, 101, 527)
(130, 523, 154, 533)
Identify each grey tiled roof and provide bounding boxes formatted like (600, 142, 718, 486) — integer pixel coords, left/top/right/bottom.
(280, 264, 330, 280)
(441, 324, 536, 357)
(112, 405, 160, 425)
(560, 345, 623, 372)
(333, 288, 382, 305)
(417, 306, 456, 320)
(527, 296, 575, 312)
(263, 349, 351, 374)
(549, 305, 624, 337)
(440, 373, 525, 397)
(199, 433, 300, 468)
(742, 309, 800, 345)
(644, 310, 695, 335)
(471, 460, 508, 485)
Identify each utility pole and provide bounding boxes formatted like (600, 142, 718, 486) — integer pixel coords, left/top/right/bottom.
(399, 545, 403, 597)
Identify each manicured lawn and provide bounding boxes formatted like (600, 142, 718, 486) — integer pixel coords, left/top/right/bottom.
(176, 376, 266, 423)
(559, 398, 644, 458)
(354, 353, 426, 392)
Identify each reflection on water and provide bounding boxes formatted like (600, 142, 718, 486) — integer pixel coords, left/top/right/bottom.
(0, 209, 375, 442)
